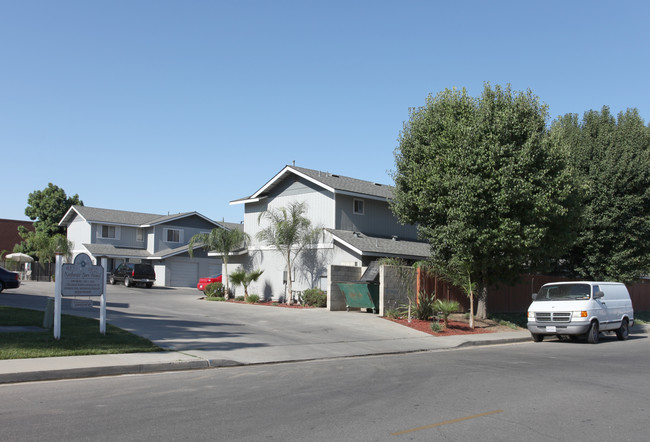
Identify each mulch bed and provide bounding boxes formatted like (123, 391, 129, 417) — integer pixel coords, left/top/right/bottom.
(385, 318, 504, 336)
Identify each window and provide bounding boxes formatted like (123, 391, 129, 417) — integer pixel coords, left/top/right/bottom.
(98, 225, 119, 239)
(136, 228, 144, 242)
(165, 228, 182, 243)
(353, 199, 364, 215)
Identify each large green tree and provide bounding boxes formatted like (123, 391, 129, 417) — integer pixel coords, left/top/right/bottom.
(392, 84, 578, 318)
(188, 227, 250, 297)
(256, 201, 321, 305)
(550, 107, 650, 282)
(25, 183, 83, 236)
(16, 183, 82, 258)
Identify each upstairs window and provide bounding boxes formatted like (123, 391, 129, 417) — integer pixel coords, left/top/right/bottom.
(165, 228, 182, 243)
(136, 228, 144, 242)
(353, 199, 365, 215)
(98, 225, 119, 239)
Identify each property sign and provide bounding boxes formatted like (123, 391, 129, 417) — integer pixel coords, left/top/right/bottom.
(61, 253, 104, 296)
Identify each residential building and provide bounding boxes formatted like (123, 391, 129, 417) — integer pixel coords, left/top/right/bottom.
(227, 165, 430, 300)
(59, 206, 238, 287)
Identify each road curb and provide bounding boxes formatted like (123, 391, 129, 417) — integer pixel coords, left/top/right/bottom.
(0, 359, 212, 385)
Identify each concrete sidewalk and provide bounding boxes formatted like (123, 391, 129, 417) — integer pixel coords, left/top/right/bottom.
(0, 329, 533, 384)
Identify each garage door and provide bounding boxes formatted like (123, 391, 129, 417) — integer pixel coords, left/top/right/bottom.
(169, 261, 199, 287)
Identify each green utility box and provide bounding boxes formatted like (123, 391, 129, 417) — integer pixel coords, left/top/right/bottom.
(337, 282, 379, 313)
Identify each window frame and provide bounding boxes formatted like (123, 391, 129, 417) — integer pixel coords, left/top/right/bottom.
(353, 198, 365, 215)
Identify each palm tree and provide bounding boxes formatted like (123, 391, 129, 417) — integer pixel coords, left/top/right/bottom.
(188, 227, 250, 297)
(229, 268, 264, 302)
(256, 201, 321, 304)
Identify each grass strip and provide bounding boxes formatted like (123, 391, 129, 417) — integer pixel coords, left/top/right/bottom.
(0, 306, 162, 360)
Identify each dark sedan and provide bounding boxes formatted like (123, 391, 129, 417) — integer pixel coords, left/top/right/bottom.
(0, 266, 20, 293)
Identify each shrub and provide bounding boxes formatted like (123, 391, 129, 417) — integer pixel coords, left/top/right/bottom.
(235, 295, 245, 302)
(384, 307, 402, 319)
(433, 299, 460, 328)
(413, 291, 436, 320)
(430, 321, 443, 333)
(247, 294, 260, 304)
(205, 282, 225, 298)
(303, 288, 327, 307)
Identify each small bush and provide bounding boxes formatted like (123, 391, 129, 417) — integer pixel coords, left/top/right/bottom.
(247, 294, 260, 304)
(303, 288, 327, 307)
(207, 296, 226, 302)
(433, 299, 460, 328)
(205, 282, 225, 298)
(430, 321, 443, 333)
(384, 308, 402, 319)
(413, 292, 436, 320)
(235, 295, 245, 302)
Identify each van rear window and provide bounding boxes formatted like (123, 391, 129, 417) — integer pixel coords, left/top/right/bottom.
(537, 283, 591, 301)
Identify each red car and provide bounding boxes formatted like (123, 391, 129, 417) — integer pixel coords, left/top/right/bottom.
(197, 274, 222, 291)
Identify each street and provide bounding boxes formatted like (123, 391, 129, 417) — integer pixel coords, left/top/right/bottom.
(1, 336, 649, 441)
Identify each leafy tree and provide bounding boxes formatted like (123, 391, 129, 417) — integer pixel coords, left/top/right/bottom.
(392, 84, 578, 318)
(25, 183, 83, 236)
(256, 201, 321, 304)
(550, 107, 650, 282)
(188, 228, 250, 297)
(229, 268, 264, 302)
(16, 183, 82, 257)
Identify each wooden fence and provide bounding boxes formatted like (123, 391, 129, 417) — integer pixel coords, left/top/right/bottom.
(417, 269, 650, 313)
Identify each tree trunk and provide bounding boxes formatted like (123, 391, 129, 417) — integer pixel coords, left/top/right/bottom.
(476, 285, 488, 319)
(286, 256, 293, 305)
(223, 259, 230, 299)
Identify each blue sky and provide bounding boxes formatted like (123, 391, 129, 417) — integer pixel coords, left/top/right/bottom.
(2, 1, 649, 224)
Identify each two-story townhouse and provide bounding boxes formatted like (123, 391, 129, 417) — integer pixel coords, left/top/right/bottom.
(59, 206, 239, 287)
(226, 165, 430, 300)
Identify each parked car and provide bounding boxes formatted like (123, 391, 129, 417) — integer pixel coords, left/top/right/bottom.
(197, 274, 222, 291)
(0, 266, 20, 293)
(109, 263, 156, 288)
(527, 281, 634, 344)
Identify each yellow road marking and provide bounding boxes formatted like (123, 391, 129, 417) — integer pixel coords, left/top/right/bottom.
(392, 409, 504, 436)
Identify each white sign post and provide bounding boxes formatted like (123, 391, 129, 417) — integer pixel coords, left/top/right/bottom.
(54, 253, 107, 339)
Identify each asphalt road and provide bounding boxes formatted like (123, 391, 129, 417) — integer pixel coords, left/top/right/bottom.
(1, 332, 649, 441)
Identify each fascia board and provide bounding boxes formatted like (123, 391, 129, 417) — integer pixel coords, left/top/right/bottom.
(142, 212, 219, 228)
(334, 189, 389, 202)
(250, 166, 335, 200)
(230, 196, 267, 206)
(331, 235, 363, 256)
(59, 206, 85, 227)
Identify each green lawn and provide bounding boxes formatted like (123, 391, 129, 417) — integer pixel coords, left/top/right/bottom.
(0, 306, 162, 360)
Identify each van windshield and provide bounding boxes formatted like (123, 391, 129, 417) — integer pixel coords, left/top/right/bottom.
(536, 283, 591, 301)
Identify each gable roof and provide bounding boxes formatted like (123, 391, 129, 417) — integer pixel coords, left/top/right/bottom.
(231, 165, 394, 205)
(326, 228, 430, 260)
(59, 205, 230, 229)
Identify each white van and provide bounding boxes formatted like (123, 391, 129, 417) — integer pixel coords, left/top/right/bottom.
(527, 281, 634, 344)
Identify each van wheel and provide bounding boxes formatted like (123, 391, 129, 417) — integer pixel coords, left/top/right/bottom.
(587, 321, 599, 344)
(615, 319, 629, 341)
(531, 333, 544, 342)
(146, 282, 153, 288)
(124, 277, 131, 288)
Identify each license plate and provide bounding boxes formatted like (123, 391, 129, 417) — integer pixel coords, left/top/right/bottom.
(546, 326, 557, 333)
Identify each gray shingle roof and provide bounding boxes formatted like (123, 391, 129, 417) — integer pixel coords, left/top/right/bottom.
(69, 206, 162, 226)
(326, 229, 430, 260)
(291, 166, 394, 199)
(83, 244, 154, 259)
(61, 205, 236, 229)
(234, 165, 395, 203)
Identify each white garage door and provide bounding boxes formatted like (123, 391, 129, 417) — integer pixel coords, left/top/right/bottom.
(169, 261, 199, 287)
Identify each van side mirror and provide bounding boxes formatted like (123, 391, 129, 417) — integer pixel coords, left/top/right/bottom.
(593, 291, 605, 299)
(531, 293, 537, 301)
